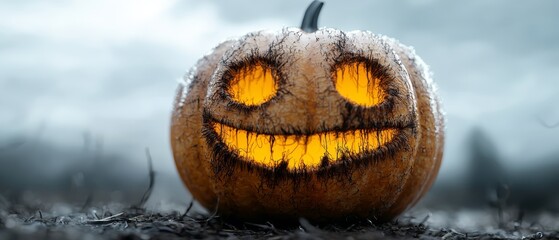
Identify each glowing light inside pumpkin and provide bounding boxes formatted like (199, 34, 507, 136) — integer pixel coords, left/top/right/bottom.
(335, 62, 385, 107)
(228, 64, 277, 106)
(213, 122, 396, 170)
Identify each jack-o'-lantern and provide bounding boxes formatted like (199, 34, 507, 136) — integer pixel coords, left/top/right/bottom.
(171, 1, 444, 222)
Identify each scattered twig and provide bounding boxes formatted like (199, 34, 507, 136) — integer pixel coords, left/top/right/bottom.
(441, 228, 466, 239)
(182, 200, 194, 217)
(344, 223, 356, 231)
(450, 228, 465, 236)
(245, 222, 275, 230)
(203, 198, 220, 223)
(138, 148, 155, 207)
(86, 212, 124, 224)
(93, 211, 101, 220)
(420, 213, 431, 226)
(299, 218, 321, 234)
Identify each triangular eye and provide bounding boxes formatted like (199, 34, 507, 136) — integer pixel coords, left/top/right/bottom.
(334, 62, 386, 107)
(227, 64, 277, 106)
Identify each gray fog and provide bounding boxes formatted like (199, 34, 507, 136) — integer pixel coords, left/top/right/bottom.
(1, 0, 558, 206)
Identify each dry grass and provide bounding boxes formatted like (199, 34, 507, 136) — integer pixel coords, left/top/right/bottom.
(0, 198, 555, 240)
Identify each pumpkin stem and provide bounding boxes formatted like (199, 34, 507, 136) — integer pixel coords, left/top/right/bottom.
(300, 0, 324, 33)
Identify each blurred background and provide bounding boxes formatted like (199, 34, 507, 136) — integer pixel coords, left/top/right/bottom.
(1, 0, 559, 219)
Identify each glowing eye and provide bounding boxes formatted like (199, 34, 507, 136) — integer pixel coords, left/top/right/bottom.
(334, 62, 386, 107)
(227, 64, 278, 106)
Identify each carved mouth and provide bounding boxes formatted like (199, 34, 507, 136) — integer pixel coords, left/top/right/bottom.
(208, 120, 398, 171)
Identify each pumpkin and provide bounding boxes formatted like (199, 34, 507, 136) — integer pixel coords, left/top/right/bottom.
(171, 1, 444, 222)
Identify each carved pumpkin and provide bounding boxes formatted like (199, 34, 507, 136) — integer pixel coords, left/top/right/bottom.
(171, 1, 444, 222)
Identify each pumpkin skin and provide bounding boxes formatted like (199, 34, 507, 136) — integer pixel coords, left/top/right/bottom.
(171, 28, 444, 222)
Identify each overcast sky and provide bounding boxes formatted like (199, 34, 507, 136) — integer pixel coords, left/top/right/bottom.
(1, 0, 559, 186)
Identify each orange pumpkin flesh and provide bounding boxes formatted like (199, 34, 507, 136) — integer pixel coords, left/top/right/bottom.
(171, 3, 444, 223)
(335, 62, 386, 107)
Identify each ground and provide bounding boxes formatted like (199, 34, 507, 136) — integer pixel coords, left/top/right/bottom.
(1, 143, 558, 239)
(0, 198, 555, 240)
